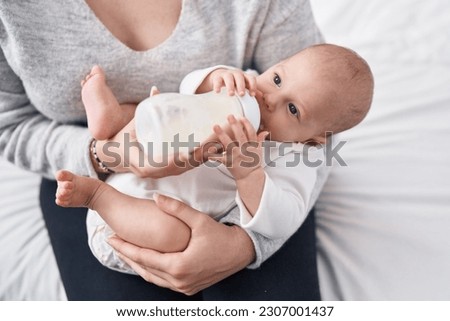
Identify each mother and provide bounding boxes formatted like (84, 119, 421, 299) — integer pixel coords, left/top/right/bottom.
(0, 0, 323, 300)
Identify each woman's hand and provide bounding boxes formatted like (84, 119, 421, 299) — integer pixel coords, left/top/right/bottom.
(95, 122, 199, 178)
(94, 86, 198, 178)
(107, 193, 256, 295)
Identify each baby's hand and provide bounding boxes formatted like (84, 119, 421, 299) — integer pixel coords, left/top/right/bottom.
(208, 68, 257, 97)
(210, 115, 268, 181)
(150, 85, 160, 97)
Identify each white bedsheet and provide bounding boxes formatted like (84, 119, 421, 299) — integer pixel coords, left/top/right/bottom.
(0, 0, 449, 300)
(0, 160, 66, 300)
(311, 0, 450, 300)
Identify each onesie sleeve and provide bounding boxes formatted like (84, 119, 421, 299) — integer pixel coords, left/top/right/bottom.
(235, 147, 321, 239)
(179, 65, 237, 94)
(222, 144, 327, 268)
(0, 47, 97, 178)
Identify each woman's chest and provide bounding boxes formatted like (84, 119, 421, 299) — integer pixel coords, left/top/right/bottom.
(0, 1, 256, 123)
(84, 0, 182, 52)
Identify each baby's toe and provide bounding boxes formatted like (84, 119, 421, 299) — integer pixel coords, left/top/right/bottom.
(55, 169, 75, 182)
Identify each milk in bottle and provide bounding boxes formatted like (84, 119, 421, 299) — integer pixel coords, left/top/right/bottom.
(134, 89, 260, 160)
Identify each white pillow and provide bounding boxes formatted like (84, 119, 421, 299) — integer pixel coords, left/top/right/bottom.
(311, 0, 450, 300)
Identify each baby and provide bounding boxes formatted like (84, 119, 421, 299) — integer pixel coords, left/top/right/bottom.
(56, 44, 373, 273)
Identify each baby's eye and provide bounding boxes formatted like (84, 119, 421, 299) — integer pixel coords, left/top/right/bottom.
(273, 73, 281, 87)
(288, 103, 299, 117)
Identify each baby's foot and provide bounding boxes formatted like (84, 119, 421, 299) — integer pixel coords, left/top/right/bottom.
(55, 170, 105, 209)
(81, 66, 123, 140)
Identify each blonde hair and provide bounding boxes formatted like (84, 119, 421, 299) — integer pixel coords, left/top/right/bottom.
(305, 44, 374, 135)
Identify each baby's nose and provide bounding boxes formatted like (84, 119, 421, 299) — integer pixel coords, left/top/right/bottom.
(261, 93, 276, 111)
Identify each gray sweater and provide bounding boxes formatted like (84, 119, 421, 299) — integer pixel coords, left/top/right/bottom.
(0, 0, 323, 267)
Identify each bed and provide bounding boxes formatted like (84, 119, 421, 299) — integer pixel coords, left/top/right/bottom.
(1, 0, 449, 300)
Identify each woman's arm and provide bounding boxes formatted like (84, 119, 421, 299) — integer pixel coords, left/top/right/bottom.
(0, 47, 148, 179)
(108, 193, 255, 295)
(0, 47, 97, 178)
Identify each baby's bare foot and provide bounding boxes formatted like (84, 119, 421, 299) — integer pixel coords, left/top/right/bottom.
(81, 65, 105, 88)
(55, 170, 105, 209)
(81, 66, 124, 140)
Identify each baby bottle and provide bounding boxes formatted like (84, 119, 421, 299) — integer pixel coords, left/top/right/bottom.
(134, 89, 260, 160)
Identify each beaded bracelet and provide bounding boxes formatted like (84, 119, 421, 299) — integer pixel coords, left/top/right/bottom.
(90, 139, 115, 174)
